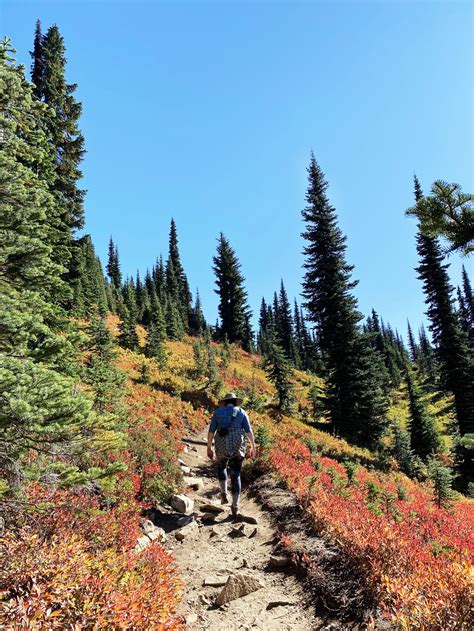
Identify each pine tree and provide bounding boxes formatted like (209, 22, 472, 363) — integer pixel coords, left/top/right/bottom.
(84, 316, 125, 413)
(264, 336, 295, 415)
(106, 237, 122, 288)
(407, 320, 418, 362)
(415, 217, 474, 436)
(0, 41, 121, 497)
(417, 324, 438, 385)
(33, 24, 85, 233)
(301, 154, 388, 445)
(118, 305, 139, 350)
(70, 235, 107, 317)
(189, 289, 206, 336)
(166, 219, 192, 328)
(276, 280, 299, 364)
(30, 19, 44, 97)
(405, 368, 440, 460)
(413, 176, 474, 486)
(213, 233, 252, 346)
(146, 308, 167, 367)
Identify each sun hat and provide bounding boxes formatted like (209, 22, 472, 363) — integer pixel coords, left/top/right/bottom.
(219, 392, 243, 406)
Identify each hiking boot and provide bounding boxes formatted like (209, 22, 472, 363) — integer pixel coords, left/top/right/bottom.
(220, 492, 229, 505)
(231, 505, 240, 519)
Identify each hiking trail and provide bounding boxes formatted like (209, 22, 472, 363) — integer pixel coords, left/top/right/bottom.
(152, 429, 322, 630)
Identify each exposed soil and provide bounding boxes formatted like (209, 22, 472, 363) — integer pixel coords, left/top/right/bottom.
(148, 430, 390, 630)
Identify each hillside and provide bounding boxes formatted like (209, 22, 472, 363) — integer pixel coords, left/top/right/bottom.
(3, 323, 472, 629)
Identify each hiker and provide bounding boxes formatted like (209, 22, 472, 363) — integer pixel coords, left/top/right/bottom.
(207, 392, 257, 517)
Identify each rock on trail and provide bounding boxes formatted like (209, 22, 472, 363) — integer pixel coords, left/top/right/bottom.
(163, 430, 320, 630)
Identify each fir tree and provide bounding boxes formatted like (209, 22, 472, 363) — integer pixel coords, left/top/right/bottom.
(84, 316, 125, 414)
(415, 219, 474, 435)
(118, 305, 139, 350)
(0, 41, 121, 497)
(31, 24, 85, 288)
(405, 368, 440, 460)
(70, 235, 107, 317)
(407, 320, 418, 362)
(106, 237, 122, 288)
(301, 153, 388, 445)
(413, 176, 474, 486)
(166, 219, 192, 328)
(30, 19, 44, 97)
(189, 289, 206, 336)
(264, 336, 295, 415)
(277, 280, 299, 364)
(213, 233, 252, 346)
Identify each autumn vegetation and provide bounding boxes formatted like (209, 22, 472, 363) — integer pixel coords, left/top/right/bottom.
(1, 18, 473, 630)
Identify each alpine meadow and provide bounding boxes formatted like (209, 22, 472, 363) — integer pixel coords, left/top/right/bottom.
(1, 5, 473, 631)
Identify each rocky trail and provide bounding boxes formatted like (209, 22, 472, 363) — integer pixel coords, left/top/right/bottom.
(142, 430, 323, 630)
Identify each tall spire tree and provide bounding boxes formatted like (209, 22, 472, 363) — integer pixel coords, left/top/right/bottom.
(213, 233, 252, 347)
(413, 176, 474, 487)
(301, 153, 388, 446)
(166, 219, 192, 328)
(30, 19, 44, 98)
(32, 24, 85, 235)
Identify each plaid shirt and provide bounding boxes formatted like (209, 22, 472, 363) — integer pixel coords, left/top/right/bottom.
(210, 405, 251, 459)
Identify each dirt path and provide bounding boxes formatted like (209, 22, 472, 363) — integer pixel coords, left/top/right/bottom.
(163, 430, 321, 630)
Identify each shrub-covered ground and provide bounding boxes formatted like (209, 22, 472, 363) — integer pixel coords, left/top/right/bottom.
(1, 326, 472, 629)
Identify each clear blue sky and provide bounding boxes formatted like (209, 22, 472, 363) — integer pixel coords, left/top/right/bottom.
(3, 1, 473, 338)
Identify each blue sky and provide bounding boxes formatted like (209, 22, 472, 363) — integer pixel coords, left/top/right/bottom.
(3, 0, 473, 338)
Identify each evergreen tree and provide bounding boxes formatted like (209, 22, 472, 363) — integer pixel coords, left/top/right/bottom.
(407, 320, 418, 362)
(166, 219, 192, 328)
(153, 255, 166, 300)
(146, 300, 167, 367)
(407, 179, 473, 256)
(415, 219, 474, 436)
(257, 297, 270, 355)
(106, 237, 122, 288)
(405, 368, 440, 460)
(118, 305, 139, 350)
(264, 336, 295, 415)
(70, 235, 107, 317)
(84, 316, 125, 413)
(165, 297, 185, 340)
(213, 233, 252, 346)
(122, 279, 139, 323)
(0, 41, 121, 497)
(189, 289, 206, 336)
(417, 324, 438, 386)
(301, 154, 388, 445)
(30, 19, 44, 97)
(276, 280, 299, 364)
(31, 24, 85, 291)
(413, 176, 474, 486)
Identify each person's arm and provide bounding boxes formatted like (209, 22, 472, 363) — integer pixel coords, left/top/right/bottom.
(207, 430, 215, 460)
(243, 412, 257, 458)
(207, 413, 218, 460)
(246, 429, 257, 458)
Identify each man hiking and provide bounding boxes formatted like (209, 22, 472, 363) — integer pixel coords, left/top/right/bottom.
(207, 392, 257, 518)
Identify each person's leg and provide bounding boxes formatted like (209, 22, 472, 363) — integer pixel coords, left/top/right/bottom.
(216, 458, 229, 503)
(229, 457, 243, 513)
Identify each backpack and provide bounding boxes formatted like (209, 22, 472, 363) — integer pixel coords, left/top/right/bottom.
(214, 407, 246, 459)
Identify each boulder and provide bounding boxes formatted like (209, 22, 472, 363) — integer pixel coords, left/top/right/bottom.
(230, 523, 251, 538)
(175, 520, 198, 541)
(141, 519, 157, 534)
(199, 502, 224, 514)
(268, 555, 291, 568)
(147, 527, 166, 542)
(215, 574, 265, 606)
(135, 535, 151, 552)
(240, 514, 258, 525)
(178, 458, 188, 466)
(183, 476, 204, 491)
(185, 613, 198, 624)
(170, 494, 194, 515)
(200, 512, 217, 523)
(180, 465, 192, 475)
(203, 575, 228, 587)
